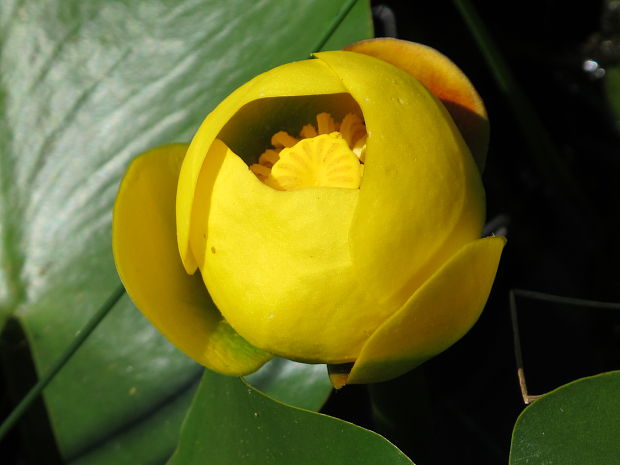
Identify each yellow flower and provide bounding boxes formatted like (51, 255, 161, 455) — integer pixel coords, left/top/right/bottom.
(112, 38, 505, 386)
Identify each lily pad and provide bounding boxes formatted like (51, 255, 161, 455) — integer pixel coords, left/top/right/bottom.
(245, 359, 332, 412)
(168, 370, 414, 465)
(509, 371, 620, 465)
(0, 0, 372, 463)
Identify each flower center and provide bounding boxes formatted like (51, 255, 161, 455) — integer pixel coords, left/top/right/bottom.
(250, 112, 367, 191)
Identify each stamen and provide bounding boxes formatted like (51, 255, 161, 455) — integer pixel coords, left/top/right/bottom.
(339, 113, 365, 147)
(251, 112, 367, 191)
(300, 124, 318, 139)
(270, 135, 361, 191)
(316, 113, 336, 134)
(271, 131, 299, 148)
(249, 163, 272, 180)
(258, 149, 280, 168)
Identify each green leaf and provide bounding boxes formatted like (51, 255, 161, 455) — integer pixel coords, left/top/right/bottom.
(605, 65, 620, 125)
(168, 370, 414, 465)
(245, 359, 332, 412)
(0, 0, 372, 463)
(509, 371, 620, 465)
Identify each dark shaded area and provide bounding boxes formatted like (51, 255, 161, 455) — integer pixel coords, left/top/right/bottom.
(2, 1, 619, 464)
(323, 1, 620, 464)
(514, 293, 620, 396)
(0, 319, 63, 465)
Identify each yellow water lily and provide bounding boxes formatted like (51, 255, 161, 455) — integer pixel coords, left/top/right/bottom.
(112, 38, 505, 386)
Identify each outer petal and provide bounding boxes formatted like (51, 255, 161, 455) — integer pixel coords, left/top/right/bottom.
(177, 59, 349, 273)
(345, 236, 506, 385)
(345, 38, 489, 170)
(112, 144, 271, 375)
(185, 51, 485, 363)
(315, 51, 486, 316)
(192, 139, 366, 363)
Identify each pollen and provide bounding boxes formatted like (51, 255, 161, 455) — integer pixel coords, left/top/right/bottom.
(249, 112, 367, 191)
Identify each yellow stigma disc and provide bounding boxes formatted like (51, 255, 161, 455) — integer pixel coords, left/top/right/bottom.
(249, 112, 366, 191)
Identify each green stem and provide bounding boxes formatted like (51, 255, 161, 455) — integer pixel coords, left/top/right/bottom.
(510, 288, 620, 403)
(513, 288, 620, 310)
(453, 0, 586, 208)
(452, 0, 514, 94)
(0, 285, 126, 442)
(311, 0, 359, 53)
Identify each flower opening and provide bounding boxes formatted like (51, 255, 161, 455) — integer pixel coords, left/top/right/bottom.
(250, 112, 367, 190)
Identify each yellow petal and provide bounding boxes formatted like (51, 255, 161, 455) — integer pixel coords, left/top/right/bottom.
(347, 236, 506, 385)
(181, 51, 489, 365)
(190, 139, 372, 363)
(345, 38, 489, 170)
(269, 134, 362, 190)
(177, 59, 350, 274)
(112, 144, 271, 375)
(315, 51, 486, 315)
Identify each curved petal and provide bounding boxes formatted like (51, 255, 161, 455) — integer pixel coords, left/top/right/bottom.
(112, 144, 271, 375)
(191, 139, 370, 363)
(347, 235, 506, 385)
(177, 59, 348, 273)
(315, 51, 486, 314)
(345, 38, 489, 170)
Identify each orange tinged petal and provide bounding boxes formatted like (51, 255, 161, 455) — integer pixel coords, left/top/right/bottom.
(315, 50, 485, 317)
(346, 38, 489, 170)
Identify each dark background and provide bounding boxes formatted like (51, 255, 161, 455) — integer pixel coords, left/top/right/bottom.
(2, 2, 619, 464)
(323, 1, 620, 464)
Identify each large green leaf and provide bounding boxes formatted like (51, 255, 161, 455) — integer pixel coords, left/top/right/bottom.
(0, 1, 372, 463)
(509, 371, 620, 464)
(245, 359, 332, 412)
(168, 370, 414, 465)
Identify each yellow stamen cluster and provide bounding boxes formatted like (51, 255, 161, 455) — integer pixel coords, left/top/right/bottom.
(250, 112, 367, 191)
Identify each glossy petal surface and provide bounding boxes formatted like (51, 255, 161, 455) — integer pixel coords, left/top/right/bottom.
(191, 140, 364, 363)
(348, 236, 506, 384)
(113, 144, 270, 375)
(177, 59, 348, 273)
(346, 38, 489, 169)
(182, 51, 487, 363)
(316, 51, 486, 313)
